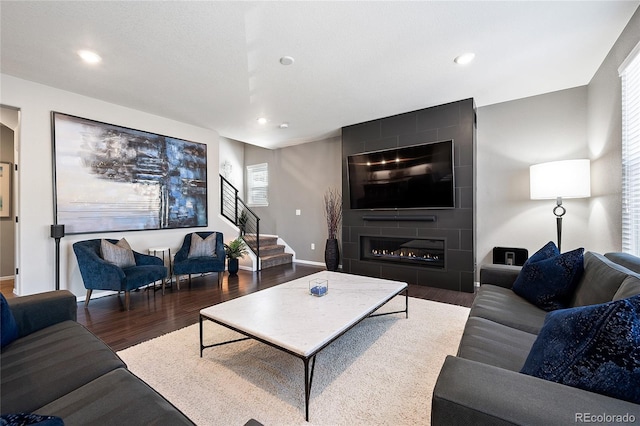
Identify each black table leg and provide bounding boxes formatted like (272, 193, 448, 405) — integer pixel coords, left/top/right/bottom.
(303, 355, 317, 422)
(199, 315, 203, 357)
(405, 287, 409, 318)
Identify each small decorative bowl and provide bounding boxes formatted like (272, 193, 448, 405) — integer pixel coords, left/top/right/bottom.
(309, 279, 328, 297)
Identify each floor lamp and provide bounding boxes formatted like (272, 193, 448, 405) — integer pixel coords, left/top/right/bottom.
(530, 159, 590, 252)
(51, 224, 65, 290)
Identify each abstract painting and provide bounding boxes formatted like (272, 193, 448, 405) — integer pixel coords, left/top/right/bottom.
(52, 112, 207, 234)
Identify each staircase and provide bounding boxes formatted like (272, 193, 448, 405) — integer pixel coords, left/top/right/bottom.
(248, 235, 293, 270)
(221, 174, 294, 271)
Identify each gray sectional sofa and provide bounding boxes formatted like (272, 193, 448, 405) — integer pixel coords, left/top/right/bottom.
(1, 290, 195, 425)
(432, 251, 640, 425)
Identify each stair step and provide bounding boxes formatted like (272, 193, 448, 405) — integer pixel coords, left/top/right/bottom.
(260, 244, 286, 257)
(258, 236, 278, 246)
(242, 234, 293, 270)
(260, 252, 293, 269)
(243, 235, 278, 249)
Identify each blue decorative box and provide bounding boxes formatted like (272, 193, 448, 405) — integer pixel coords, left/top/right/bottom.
(309, 279, 328, 297)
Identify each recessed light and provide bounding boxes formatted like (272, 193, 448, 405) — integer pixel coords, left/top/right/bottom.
(257, 117, 268, 125)
(454, 52, 475, 65)
(279, 56, 295, 66)
(279, 123, 289, 129)
(78, 49, 102, 64)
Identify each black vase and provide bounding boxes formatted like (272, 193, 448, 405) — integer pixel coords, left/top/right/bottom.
(228, 258, 239, 275)
(325, 238, 340, 271)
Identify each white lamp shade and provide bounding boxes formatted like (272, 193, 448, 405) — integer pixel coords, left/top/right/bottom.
(530, 159, 591, 200)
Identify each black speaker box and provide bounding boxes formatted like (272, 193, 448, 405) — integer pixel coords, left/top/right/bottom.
(493, 247, 528, 266)
(50, 224, 65, 239)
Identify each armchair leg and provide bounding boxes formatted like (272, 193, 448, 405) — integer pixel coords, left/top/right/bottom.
(177, 275, 181, 290)
(162, 277, 166, 295)
(125, 291, 131, 311)
(85, 289, 92, 307)
(218, 271, 223, 286)
(189, 274, 192, 288)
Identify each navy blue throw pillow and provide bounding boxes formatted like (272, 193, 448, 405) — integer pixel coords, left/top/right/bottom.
(1, 293, 19, 349)
(527, 240, 560, 262)
(521, 295, 640, 404)
(512, 242, 584, 311)
(1, 413, 64, 425)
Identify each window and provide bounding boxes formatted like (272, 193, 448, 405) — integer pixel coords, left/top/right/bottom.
(246, 163, 268, 206)
(621, 41, 640, 255)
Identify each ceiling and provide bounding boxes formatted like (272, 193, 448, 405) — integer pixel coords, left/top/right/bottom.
(1, 1, 638, 149)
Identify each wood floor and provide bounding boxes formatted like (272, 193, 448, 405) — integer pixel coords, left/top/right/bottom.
(73, 263, 475, 352)
(1, 279, 15, 299)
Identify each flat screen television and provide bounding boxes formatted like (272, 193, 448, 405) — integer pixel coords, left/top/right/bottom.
(347, 140, 455, 210)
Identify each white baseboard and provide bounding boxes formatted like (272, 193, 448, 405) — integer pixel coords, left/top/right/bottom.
(294, 259, 327, 267)
(0, 275, 15, 281)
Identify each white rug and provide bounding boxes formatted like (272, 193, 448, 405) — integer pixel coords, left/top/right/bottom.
(117, 297, 470, 426)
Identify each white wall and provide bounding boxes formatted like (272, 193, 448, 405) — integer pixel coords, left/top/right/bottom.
(476, 7, 640, 269)
(0, 74, 234, 298)
(219, 136, 245, 199)
(476, 87, 590, 267)
(586, 7, 640, 254)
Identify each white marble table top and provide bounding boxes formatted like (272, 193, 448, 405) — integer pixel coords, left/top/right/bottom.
(200, 271, 407, 357)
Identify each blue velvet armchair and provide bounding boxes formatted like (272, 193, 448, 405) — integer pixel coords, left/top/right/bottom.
(73, 239, 167, 310)
(173, 232, 226, 287)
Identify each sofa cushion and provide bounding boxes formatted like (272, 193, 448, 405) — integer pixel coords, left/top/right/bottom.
(512, 242, 584, 311)
(188, 232, 217, 258)
(101, 238, 135, 268)
(1, 294, 18, 348)
(121, 264, 167, 292)
(571, 252, 637, 307)
(521, 295, 640, 405)
(470, 285, 548, 334)
(613, 276, 640, 301)
(457, 317, 538, 372)
(1, 320, 125, 413)
(37, 368, 194, 425)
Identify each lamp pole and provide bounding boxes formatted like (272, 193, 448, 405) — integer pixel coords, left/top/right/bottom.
(553, 197, 566, 253)
(50, 224, 65, 290)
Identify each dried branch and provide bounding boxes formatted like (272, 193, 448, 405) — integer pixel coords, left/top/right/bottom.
(324, 188, 342, 240)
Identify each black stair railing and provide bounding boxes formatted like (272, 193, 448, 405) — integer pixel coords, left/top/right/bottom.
(220, 175, 261, 268)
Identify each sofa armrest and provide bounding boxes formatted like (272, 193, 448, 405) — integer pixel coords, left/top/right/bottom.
(479, 264, 521, 288)
(432, 356, 639, 426)
(8, 290, 77, 338)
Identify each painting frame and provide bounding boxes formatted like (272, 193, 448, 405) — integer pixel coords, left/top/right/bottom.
(52, 112, 208, 235)
(0, 162, 11, 218)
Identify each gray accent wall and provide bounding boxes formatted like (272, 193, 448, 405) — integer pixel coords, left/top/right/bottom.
(341, 99, 476, 292)
(243, 136, 342, 264)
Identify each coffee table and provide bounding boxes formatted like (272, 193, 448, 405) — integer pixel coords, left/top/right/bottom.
(199, 271, 408, 421)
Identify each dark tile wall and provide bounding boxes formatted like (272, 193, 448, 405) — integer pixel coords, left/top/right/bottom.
(341, 98, 476, 292)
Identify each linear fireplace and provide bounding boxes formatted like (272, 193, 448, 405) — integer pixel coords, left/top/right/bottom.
(360, 236, 445, 269)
